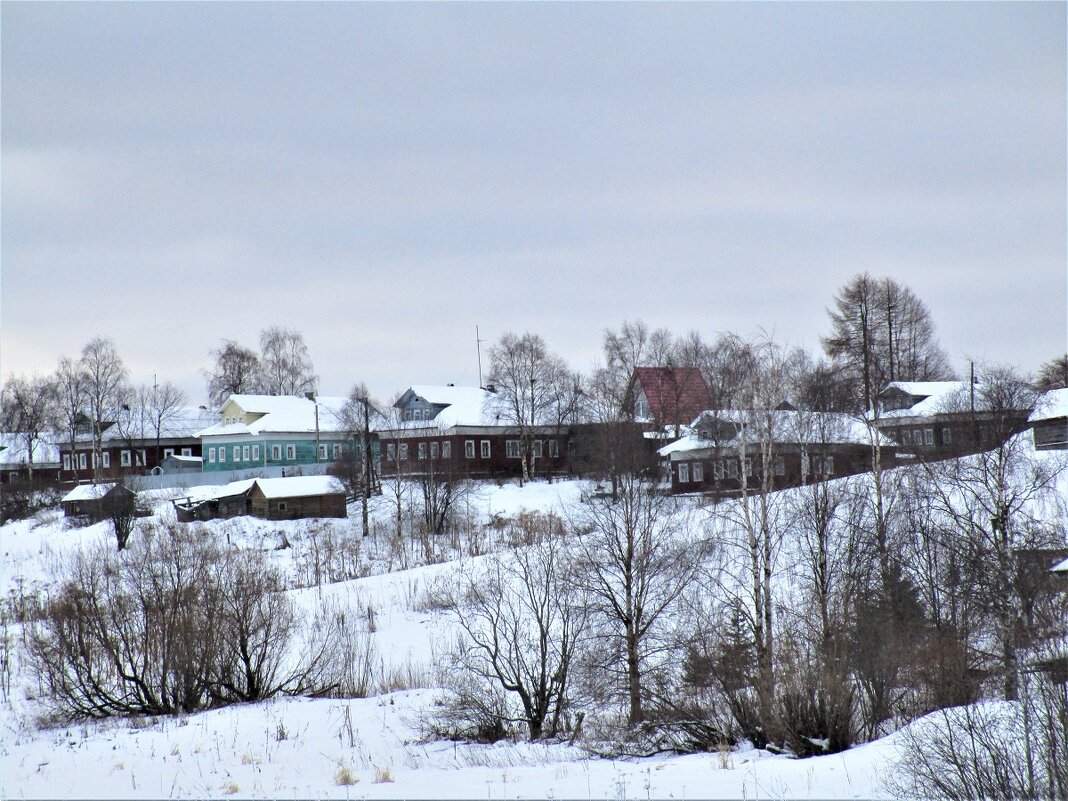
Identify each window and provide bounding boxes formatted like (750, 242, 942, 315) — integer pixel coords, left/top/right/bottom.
(252, 445, 260, 461)
(714, 460, 725, 480)
(418, 443, 427, 460)
(138, 450, 147, 466)
(181, 447, 192, 457)
(480, 440, 491, 458)
(272, 445, 281, 460)
(692, 462, 704, 483)
(442, 441, 451, 459)
(286, 444, 296, 460)
(430, 442, 439, 460)
(242, 445, 250, 461)
(900, 429, 911, 445)
(121, 450, 132, 467)
(278, 502, 287, 512)
(208, 448, 216, 464)
(679, 463, 690, 483)
(548, 439, 559, 458)
(333, 444, 342, 459)
(774, 456, 785, 476)
(387, 443, 396, 460)
(232, 446, 240, 462)
(101, 452, 110, 468)
(942, 426, 952, 444)
(399, 443, 408, 461)
(743, 458, 753, 475)
(319, 444, 328, 459)
(63, 455, 71, 471)
(218, 448, 226, 464)
(825, 456, 835, 475)
(465, 440, 475, 459)
(164, 448, 175, 458)
(925, 428, 935, 446)
(533, 440, 543, 458)
(727, 460, 738, 478)
(506, 440, 521, 458)
(79, 453, 87, 469)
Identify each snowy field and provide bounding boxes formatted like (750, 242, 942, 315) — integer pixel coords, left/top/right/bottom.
(4, 448, 1063, 799)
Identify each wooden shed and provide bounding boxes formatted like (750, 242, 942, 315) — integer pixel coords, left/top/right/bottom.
(61, 482, 139, 521)
(247, 476, 347, 521)
(173, 479, 255, 522)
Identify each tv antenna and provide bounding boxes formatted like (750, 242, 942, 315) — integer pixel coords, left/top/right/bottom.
(476, 325, 486, 389)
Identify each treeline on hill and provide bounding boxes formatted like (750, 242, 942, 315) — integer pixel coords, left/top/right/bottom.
(5, 276, 1068, 799)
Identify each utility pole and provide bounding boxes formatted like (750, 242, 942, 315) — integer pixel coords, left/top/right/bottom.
(476, 325, 485, 389)
(361, 395, 372, 538)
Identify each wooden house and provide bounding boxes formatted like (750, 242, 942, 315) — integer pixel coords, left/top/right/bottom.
(874, 381, 1032, 461)
(1029, 389, 1068, 451)
(58, 406, 219, 484)
(0, 433, 61, 485)
(660, 410, 892, 496)
(624, 367, 713, 432)
(379, 385, 571, 481)
(197, 394, 371, 474)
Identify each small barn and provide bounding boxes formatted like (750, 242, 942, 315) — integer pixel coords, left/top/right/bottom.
(247, 476, 347, 520)
(61, 482, 139, 521)
(152, 454, 204, 475)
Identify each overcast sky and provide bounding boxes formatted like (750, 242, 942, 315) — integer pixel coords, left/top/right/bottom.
(3, 2, 1065, 405)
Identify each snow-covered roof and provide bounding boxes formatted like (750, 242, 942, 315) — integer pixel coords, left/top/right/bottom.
(877, 381, 968, 418)
(0, 433, 61, 466)
(163, 455, 203, 464)
(198, 395, 348, 438)
(659, 410, 891, 457)
(252, 476, 346, 499)
(88, 406, 222, 443)
(1052, 555, 1068, 573)
(179, 479, 257, 504)
(400, 385, 495, 428)
(62, 483, 117, 502)
(1029, 388, 1068, 423)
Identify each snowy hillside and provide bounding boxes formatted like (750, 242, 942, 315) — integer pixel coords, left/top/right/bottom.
(2, 439, 1064, 799)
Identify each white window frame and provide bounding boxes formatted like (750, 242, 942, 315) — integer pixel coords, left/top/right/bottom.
(480, 440, 491, 459)
(286, 444, 296, 460)
(218, 448, 226, 464)
(121, 450, 132, 467)
(774, 455, 785, 476)
(208, 447, 216, 464)
(548, 439, 559, 458)
(232, 446, 240, 462)
(271, 444, 282, 460)
(714, 460, 725, 480)
(465, 440, 475, 459)
(679, 463, 690, 483)
(242, 445, 250, 462)
(63, 454, 71, 471)
(164, 448, 175, 458)
(387, 443, 396, 460)
(430, 441, 439, 460)
(692, 462, 704, 483)
(399, 443, 408, 461)
(252, 445, 260, 461)
(319, 444, 328, 459)
(101, 451, 110, 468)
(418, 443, 427, 460)
(925, 428, 935, 446)
(79, 452, 87, 469)
(181, 447, 192, 457)
(506, 440, 521, 459)
(942, 426, 952, 444)
(532, 439, 543, 458)
(442, 441, 451, 459)
(333, 443, 342, 459)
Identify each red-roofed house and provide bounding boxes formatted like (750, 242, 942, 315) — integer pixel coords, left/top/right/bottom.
(625, 367, 713, 432)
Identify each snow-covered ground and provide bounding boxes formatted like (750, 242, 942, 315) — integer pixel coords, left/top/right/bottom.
(3, 445, 1063, 799)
